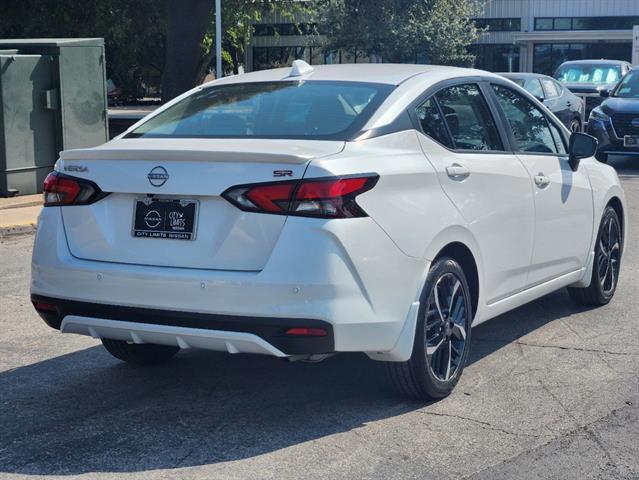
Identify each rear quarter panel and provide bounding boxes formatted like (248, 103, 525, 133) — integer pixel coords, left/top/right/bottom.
(305, 130, 469, 261)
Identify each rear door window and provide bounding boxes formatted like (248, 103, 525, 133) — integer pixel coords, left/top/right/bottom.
(434, 84, 504, 151)
(415, 97, 454, 149)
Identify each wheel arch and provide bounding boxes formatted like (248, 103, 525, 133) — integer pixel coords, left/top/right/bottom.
(433, 242, 480, 318)
(607, 196, 624, 250)
(367, 234, 483, 363)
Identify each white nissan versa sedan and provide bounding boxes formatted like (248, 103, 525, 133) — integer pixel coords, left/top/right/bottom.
(31, 62, 626, 400)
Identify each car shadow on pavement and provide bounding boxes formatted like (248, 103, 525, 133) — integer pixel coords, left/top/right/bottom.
(0, 288, 595, 476)
(468, 288, 593, 364)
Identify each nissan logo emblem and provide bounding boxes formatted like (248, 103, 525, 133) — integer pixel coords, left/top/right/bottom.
(632, 118, 639, 129)
(148, 166, 169, 187)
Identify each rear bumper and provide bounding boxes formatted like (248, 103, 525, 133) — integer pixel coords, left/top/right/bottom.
(31, 207, 428, 356)
(32, 294, 333, 355)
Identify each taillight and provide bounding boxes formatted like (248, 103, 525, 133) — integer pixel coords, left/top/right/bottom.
(222, 174, 378, 218)
(43, 171, 107, 207)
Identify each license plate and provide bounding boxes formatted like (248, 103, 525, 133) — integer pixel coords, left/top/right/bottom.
(624, 135, 639, 147)
(132, 198, 198, 240)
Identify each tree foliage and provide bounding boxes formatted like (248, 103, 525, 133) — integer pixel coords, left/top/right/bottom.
(0, 0, 314, 101)
(163, 0, 313, 101)
(0, 0, 166, 98)
(319, 0, 482, 65)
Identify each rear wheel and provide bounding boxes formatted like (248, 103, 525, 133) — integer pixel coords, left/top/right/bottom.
(101, 339, 179, 365)
(568, 206, 622, 306)
(385, 257, 473, 400)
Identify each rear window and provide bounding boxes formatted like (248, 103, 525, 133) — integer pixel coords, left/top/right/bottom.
(554, 64, 622, 85)
(127, 81, 393, 140)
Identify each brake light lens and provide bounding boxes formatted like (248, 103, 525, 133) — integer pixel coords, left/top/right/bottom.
(43, 171, 107, 207)
(222, 175, 378, 218)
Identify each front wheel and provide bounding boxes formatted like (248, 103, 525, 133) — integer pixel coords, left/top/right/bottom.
(102, 339, 179, 365)
(568, 206, 622, 306)
(385, 257, 473, 400)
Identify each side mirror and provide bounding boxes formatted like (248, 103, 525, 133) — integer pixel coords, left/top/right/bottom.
(568, 132, 598, 171)
(599, 89, 610, 98)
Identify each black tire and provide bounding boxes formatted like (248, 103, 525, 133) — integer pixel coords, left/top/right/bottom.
(595, 151, 608, 163)
(569, 119, 581, 133)
(568, 206, 622, 306)
(101, 338, 179, 365)
(385, 257, 473, 400)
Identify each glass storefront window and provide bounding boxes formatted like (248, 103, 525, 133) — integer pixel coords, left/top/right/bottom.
(535, 16, 639, 31)
(473, 18, 521, 32)
(535, 18, 553, 31)
(471, 44, 520, 72)
(253, 46, 312, 70)
(553, 18, 572, 30)
(324, 50, 340, 65)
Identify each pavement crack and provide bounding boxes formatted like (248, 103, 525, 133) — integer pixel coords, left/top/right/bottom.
(512, 341, 637, 357)
(418, 411, 543, 438)
(461, 401, 637, 480)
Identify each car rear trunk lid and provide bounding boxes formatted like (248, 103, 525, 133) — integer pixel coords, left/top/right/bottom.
(59, 138, 344, 271)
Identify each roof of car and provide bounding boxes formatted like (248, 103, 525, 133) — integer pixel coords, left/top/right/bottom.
(208, 63, 500, 87)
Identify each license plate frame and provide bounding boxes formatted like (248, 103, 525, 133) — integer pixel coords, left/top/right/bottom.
(624, 135, 639, 147)
(132, 198, 199, 241)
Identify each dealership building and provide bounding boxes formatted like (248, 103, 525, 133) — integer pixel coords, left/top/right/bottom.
(247, 0, 639, 74)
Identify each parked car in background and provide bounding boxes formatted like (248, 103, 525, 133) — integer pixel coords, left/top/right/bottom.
(587, 69, 639, 163)
(499, 72, 584, 132)
(554, 60, 632, 119)
(32, 63, 626, 401)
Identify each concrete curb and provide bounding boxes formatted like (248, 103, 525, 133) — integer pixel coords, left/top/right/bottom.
(0, 223, 37, 238)
(0, 200, 42, 211)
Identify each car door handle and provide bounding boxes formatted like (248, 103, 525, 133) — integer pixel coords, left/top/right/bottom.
(446, 164, 470, 180)
(534, 173, 550, 188)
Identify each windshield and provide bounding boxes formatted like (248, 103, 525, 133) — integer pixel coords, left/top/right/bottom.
(554, 64, 622, 85)
(127, 81, 393, 140)
(613, 71, 639, 98)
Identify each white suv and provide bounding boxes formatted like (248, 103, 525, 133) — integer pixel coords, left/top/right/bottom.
(31, 63, 626, 400)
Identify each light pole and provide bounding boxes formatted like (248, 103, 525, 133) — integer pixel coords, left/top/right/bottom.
(215, 0, 222, 79)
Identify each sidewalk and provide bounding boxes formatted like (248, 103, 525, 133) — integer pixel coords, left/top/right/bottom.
(0, 194, 42, 237)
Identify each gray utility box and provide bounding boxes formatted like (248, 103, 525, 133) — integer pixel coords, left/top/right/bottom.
(0, 38, 108, 196)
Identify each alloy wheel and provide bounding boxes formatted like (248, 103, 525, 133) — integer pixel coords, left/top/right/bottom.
(597, 214, 621, 296)
(424, 273, 470, 382)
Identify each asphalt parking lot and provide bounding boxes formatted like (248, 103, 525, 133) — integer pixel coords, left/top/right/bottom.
(1, 157, 638, 480)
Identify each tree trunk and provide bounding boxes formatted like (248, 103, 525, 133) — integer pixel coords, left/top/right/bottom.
(161, 0, 213, 102)
(194, 46, 217, 85)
